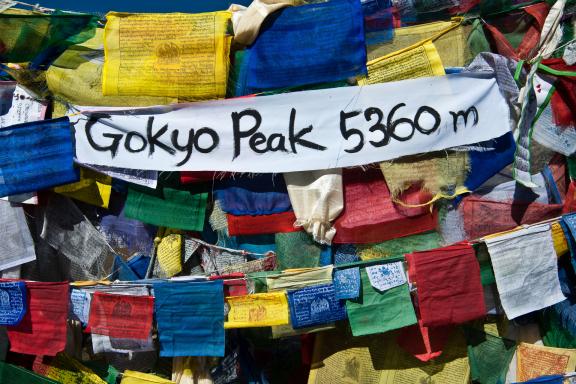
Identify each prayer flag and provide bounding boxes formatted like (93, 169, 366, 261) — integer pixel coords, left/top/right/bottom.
(88, 292, 154, 340)
(287, 284, 347, 329)
(407, 243, 486, 326)
(225, 292, 289, 328)
(485, 224, 566, 320)
(124, 187, 207, 232)
(7, 281, 69, 356)
(0, 281, 26, 326)
(103, 12, 231, 99)
(345, 267, 416, 336)
(239, 0, 367, 94)
(0, 117, 77, 197)
(154, 281, 224, 357)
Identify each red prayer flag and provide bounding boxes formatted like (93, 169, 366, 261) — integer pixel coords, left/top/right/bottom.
(462, 196, 563, 239)
(407, 243, 485, 327)
(88, 292, 154, 340)
(227, 211, 299, 236)
(6, 281, 69, 356)
(397, 318, 453, 362)
(564, 181, 576, 214)
(333, 168, 436, 244)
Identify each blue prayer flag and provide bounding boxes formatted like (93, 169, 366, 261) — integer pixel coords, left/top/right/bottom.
(154, 280, 225, 357)
(69, 288, 90, 327)
(0, 117, 77, 197)
(239, 0, 367, 94)
(287, 284, 347, 329)
(333, 267, 361, 300)
(0, 281, 26, 326)
(214, 174, 292, 215)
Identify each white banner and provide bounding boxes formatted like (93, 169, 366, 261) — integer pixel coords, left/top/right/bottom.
(73, 74, 511, 172)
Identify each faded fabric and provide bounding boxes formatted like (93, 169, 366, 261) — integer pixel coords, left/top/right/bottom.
(356, 231, 442, 260)
(0, 117, 77, 198)
(407, 244, 486, 326)
(284, 170, 343, 244)
(485, 224, 566, 320)
(333, 168, 436, 244)
(98, 208, 156, 259)
(238, 0, 367, 94)
(88, 292, 154, 340)
(0, 280, 26, 326)
(124, 187, 207, 232)
(0, 200, 36, 271)
(345, 267, 416, 336)
(380, 151, 470, 204)
(41, 195, 115, 281)
(154, 281, 224, 357)
(462, 196, 564, 240)
(7, 281, 69, 356)
(367, 18, 472, 66)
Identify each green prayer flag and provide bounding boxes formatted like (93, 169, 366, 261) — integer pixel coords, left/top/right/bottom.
(124, 187, 207, 232)
(0, 361, 59, 384)
(82, 361, 119, 384)
(464, 327, 516, 384)
(346, 268, 417, 336)
(540, 310, 576, 349)
(474, 243, 496, 286)
(275, 231, 321, 270)
(356, 231, 442, 260)
(0, 11, 98, 68)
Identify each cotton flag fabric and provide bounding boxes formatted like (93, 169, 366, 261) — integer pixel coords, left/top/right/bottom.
(0, 281, 26, 326)
(287, 284, 347, 329)
(0, 117, 77, 198)
(120, 370, 173, 384)
(407, 243, 486, 327)
(154, 281, 225, 357)
(88, 292, 154, 340)
(284, 170, 344, 244)
(345, 266, 417, 336)
(238, 0, 367, 94)
(103, 11, 232, 100)
(485, 224, 566, 320)
(0, 201, 36, 271)
(6, 281, 69, 356)
(225, 291, 289, 328)
(124, 187, 207, 232)
(0, 361, 59, 384)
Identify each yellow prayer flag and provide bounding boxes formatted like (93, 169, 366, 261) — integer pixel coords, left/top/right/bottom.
(47, 28, 176, 107)
(358, 41, 445, 85)
(308, 325, 470, 384)
(120, 370, 173, 384)
(103, 11, 232, 99)
(157, 234, 183, 277)
(551, 221, 569, 257)
(225, 291, 289, 328)
(54, 168, 112, 208)
(45, 354, 107, 384)
(266, 266, 333, 291)
(367, 17, 471, 67)
(516, 343, 576, 382)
